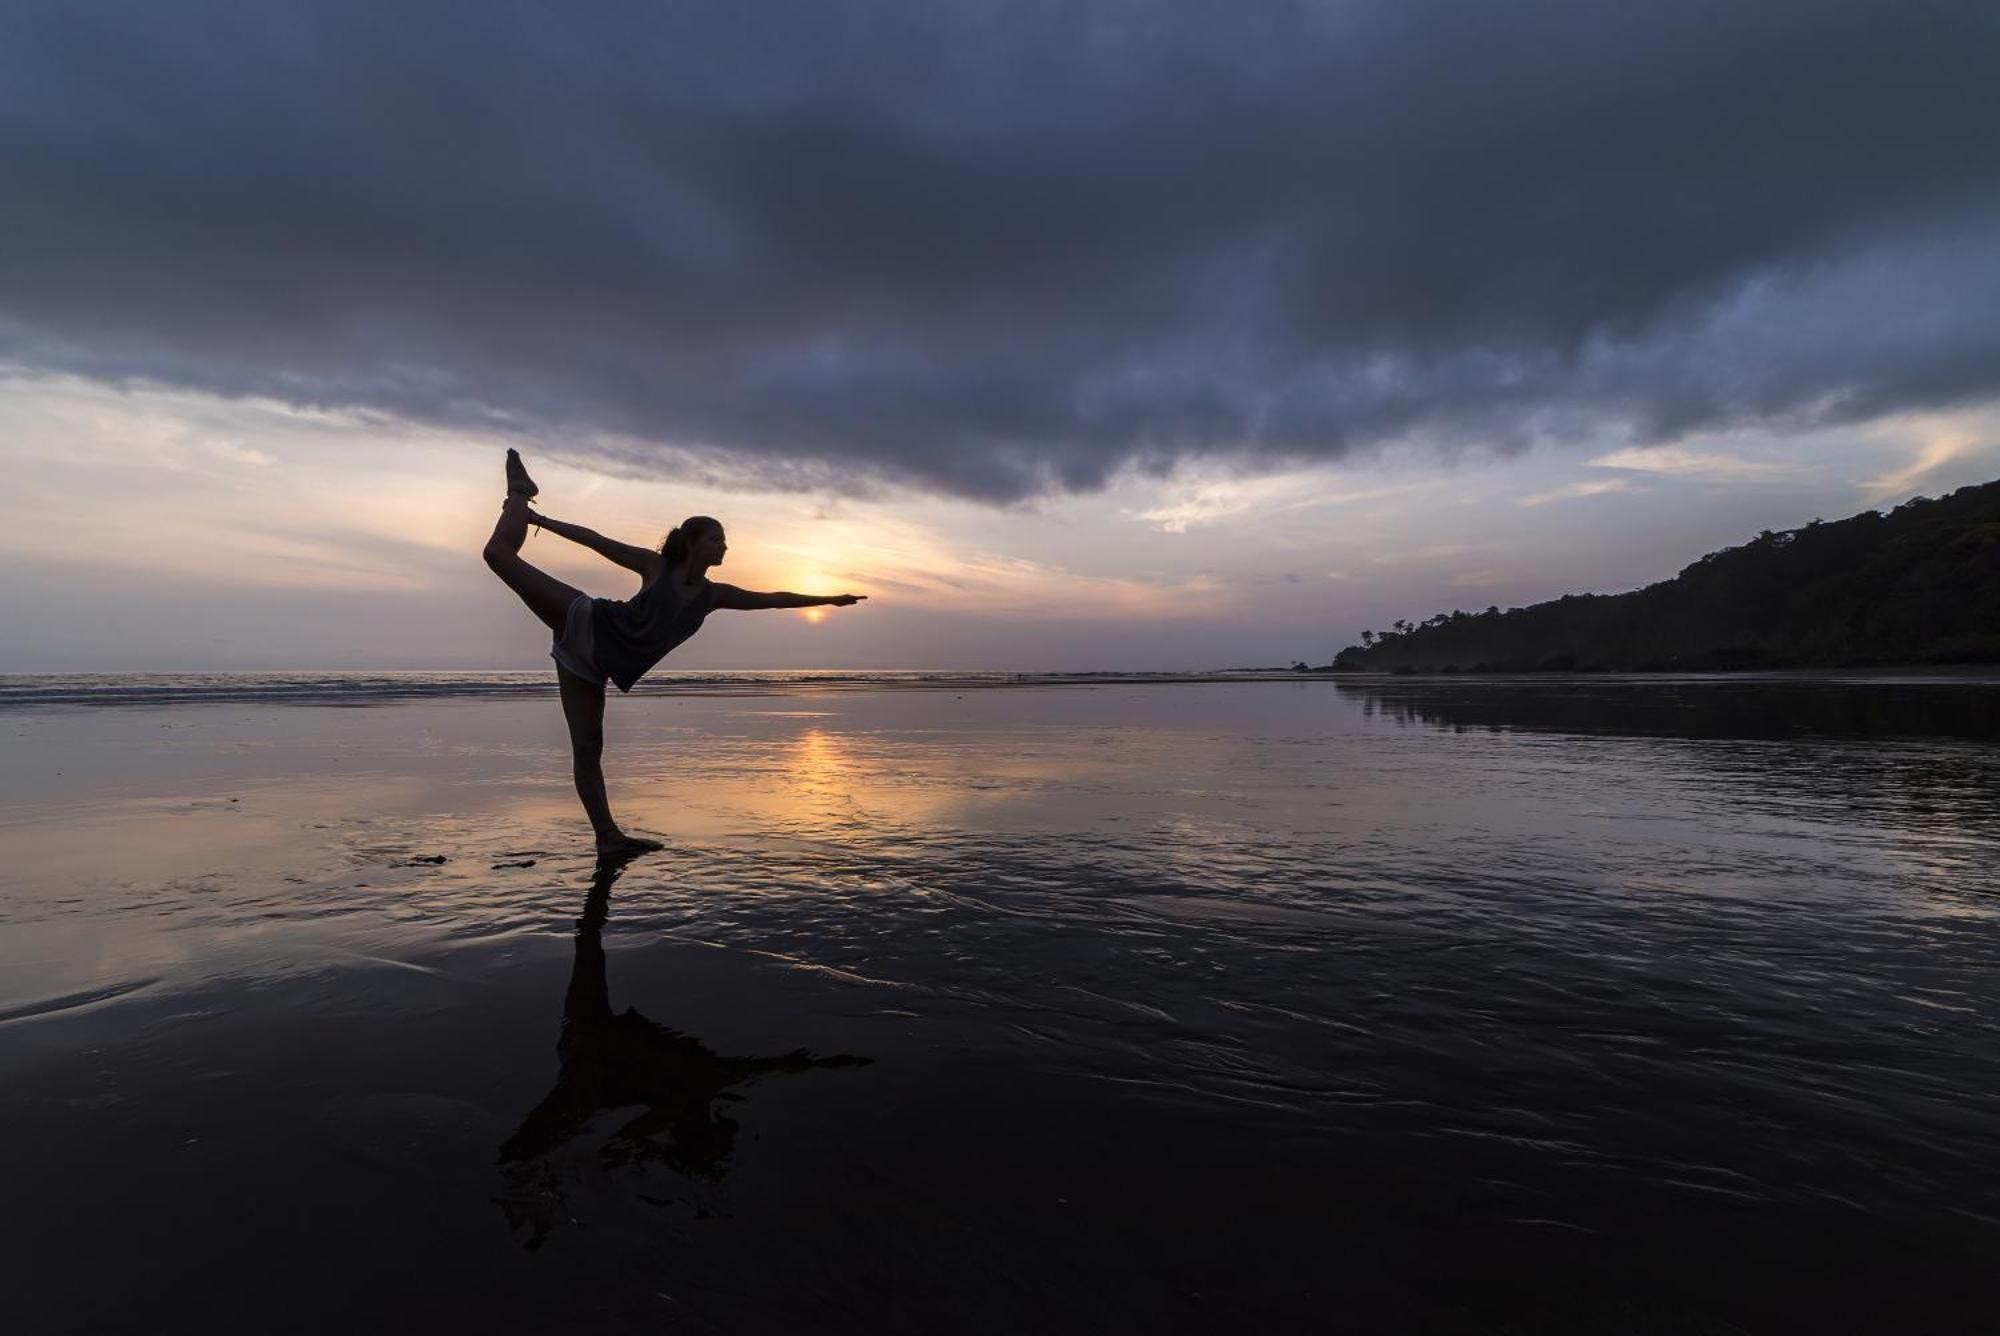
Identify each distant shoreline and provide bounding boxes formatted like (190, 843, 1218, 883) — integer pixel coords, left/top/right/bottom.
(4, 665, 1997, 711)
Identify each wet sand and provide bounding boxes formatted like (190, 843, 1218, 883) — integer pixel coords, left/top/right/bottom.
(5, 677, 2000, 1332)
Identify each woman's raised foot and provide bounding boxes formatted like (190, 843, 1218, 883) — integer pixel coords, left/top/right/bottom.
(505, 447, 540, 501)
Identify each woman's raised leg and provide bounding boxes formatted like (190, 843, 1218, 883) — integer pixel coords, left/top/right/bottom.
(483, 493, 581, 633)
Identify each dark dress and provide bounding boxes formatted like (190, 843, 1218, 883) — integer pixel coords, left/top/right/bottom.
(557, 577, 714, 693)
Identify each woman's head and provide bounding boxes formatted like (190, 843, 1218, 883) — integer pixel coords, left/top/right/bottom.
(661, 515, 726, 568)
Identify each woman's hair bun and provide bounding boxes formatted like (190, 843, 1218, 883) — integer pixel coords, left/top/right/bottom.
(661, 515, 718, 563)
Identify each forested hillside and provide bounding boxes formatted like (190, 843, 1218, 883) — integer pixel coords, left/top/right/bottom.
(1332, 479, 2000, 672)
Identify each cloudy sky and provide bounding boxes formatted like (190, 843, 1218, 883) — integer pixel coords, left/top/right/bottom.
(4, 1, 1997, 671)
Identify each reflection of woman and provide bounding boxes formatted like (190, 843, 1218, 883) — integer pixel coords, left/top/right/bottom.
(481, 450, 866, 854)
(496, 853, 868, 1248)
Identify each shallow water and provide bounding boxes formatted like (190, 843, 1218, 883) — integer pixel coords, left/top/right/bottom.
(3, 674, 1998, 1333)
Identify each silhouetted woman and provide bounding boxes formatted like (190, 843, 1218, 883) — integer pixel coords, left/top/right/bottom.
(481, 449, 865, 854)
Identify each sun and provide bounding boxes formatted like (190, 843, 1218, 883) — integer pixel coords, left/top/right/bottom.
(790, 564, 833, 622)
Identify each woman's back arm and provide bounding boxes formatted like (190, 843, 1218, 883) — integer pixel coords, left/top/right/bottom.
(529, 512, 659, 577)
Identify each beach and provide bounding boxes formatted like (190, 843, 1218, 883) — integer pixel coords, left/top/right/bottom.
(5, 672, 2000, 1333)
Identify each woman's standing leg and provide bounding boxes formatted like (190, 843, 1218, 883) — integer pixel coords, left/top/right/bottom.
(558, 668, 658, 852)
(557, 668, 616, 841)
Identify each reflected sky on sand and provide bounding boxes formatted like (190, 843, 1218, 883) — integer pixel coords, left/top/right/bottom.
(4, 676, 2000, 1332)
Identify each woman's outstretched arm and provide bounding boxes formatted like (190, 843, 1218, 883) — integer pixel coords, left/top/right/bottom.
(527, 511, 660, 577)
(711, 585, 866, 611)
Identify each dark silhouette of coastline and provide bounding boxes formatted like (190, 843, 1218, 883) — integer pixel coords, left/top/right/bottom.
(495, 855, 870, 1248)
(1324, 477, 2000, 673)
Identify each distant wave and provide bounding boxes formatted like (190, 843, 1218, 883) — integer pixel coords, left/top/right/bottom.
(0, 669, 1294, 710)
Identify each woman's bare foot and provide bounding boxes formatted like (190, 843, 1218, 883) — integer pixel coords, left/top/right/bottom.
(506, 447, 539, 500)
(595, 830, 664, 858)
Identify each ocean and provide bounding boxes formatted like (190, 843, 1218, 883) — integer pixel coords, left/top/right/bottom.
(3, 671, 1997, 1332)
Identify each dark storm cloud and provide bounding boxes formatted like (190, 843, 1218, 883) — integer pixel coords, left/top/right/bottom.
(2, 1, 1997, 499)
